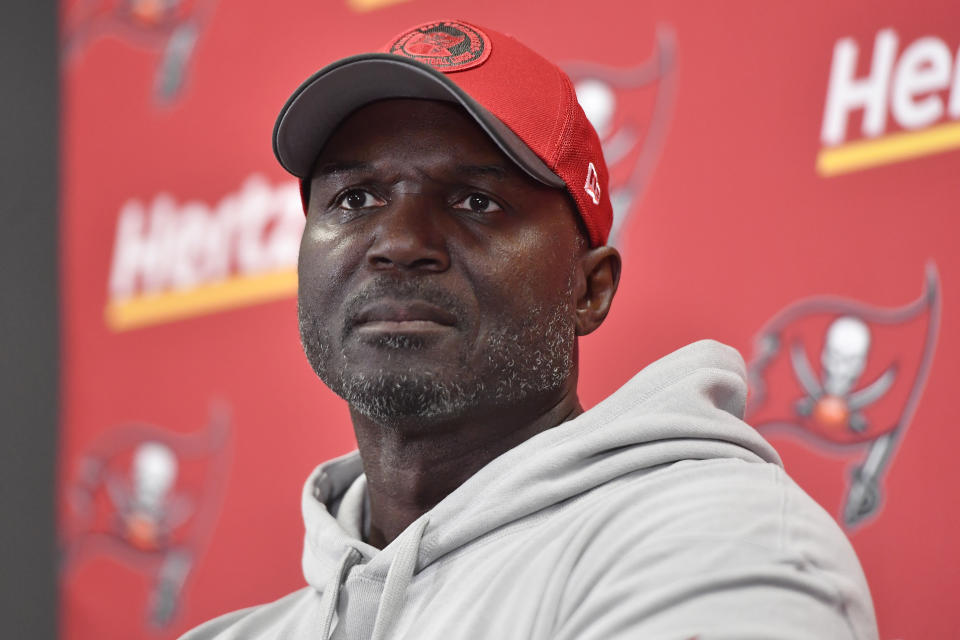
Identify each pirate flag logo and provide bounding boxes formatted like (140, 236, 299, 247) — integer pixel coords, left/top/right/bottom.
(566, 26, 677, 246)
(746, 264, 941, 529)
(61, 405, 231, 628)
(63, 0, 219, 104)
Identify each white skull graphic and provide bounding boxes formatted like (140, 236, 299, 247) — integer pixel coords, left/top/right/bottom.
(821, 316, 871, 397)
(131, 441, 178, 513)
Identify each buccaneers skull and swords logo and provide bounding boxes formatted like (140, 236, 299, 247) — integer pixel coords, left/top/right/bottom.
(746, 264, 941, 530)
(61, 406, 231, 628)
(63, 0, 218, 104)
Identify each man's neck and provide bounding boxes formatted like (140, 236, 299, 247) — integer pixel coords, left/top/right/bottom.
(350, 383, 583, 548)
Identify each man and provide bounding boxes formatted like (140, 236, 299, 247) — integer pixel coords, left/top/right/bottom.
(183, 19, 877, 640)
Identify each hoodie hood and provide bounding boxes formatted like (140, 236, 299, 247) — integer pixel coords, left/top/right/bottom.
(299, 339, 781, 638)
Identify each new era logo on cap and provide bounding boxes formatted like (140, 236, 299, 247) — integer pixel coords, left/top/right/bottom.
(584, 162, 601, 205)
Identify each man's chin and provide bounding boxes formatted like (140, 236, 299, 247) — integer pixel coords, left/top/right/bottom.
(332, 370, 479, 423)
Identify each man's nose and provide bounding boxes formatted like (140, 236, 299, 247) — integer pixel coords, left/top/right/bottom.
(365, 194, 450, 273)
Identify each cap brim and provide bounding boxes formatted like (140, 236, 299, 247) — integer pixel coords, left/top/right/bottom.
(272, 53, 566, 189)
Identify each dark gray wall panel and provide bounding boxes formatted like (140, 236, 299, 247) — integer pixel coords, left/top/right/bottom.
(0, 2, 59, 639)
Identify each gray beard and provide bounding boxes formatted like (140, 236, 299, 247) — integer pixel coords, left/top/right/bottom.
(298, 278, 575, 424)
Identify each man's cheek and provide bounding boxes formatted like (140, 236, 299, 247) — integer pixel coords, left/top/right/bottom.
(301, 219, 344, 246)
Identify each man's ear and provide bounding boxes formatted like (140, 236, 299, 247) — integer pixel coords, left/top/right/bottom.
(574, 246, 621, 336)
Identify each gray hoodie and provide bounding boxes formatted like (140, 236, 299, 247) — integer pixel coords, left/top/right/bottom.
(182, 340, 878, 639)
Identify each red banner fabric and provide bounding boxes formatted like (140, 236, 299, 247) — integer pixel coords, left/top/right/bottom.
(59, 1, 960, 637)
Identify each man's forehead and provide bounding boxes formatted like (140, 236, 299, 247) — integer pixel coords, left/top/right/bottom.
(310, 159, 511, 182)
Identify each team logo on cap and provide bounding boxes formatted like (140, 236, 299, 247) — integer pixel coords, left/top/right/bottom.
(387, 20, 491, 72)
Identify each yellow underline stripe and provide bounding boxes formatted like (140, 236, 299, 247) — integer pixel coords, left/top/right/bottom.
(347, 0, 411, 12)
(105, 269, 298, 331)
(817, 120, 960, 176)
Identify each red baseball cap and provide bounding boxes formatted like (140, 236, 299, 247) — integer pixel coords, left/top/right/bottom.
(273, 18, 612, 246)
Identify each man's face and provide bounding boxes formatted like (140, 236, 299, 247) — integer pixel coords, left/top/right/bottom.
(297, 99, 586, 424)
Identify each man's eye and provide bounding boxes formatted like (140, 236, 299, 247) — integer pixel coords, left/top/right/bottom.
(337, 189, 383, 210)
(453, 193, 502, 214)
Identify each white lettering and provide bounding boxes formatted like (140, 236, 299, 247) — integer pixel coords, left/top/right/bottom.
(821, 29, 898, 145)
(949, 46, 960, 117)
(107, 175, 304, 300)
(892, 37, 952, 129)
(108, 197, 178, 298)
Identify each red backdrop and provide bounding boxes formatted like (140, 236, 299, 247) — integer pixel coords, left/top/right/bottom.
(59, 1, 960, 637)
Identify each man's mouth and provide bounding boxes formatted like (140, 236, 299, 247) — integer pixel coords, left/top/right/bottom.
(352, 300, 458, 335)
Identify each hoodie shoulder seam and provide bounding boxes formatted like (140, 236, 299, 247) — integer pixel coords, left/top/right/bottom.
(775, 466, 865, 639)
